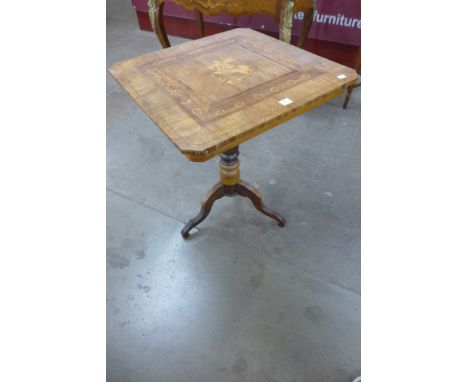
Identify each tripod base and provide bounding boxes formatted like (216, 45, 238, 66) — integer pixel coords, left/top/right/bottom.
(181, 147, 285, 238)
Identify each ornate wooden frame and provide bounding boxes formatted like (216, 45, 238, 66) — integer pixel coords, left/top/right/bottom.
(148, 0, 315, 47)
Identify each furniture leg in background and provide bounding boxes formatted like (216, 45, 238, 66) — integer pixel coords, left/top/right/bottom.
(147, 0, 316, 48)
(148, 0, 170, 48)
(296, 0, 315, 48)
(195, 10, 204, 38)
(279, 0, 295, 44)
(343, 47, 361, 109)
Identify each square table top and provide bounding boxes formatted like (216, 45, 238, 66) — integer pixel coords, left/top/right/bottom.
(109, 28, 358, 162)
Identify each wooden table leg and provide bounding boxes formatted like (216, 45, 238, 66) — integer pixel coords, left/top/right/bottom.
(195, 10, 204, 39)
(279, 0, 294, 44)
(297, 2, 315, 49)
(235, 180, 285, 227)
(181, 146, 286, 238)
(180, 182, 225, 238)
(148, 0, 170, 48)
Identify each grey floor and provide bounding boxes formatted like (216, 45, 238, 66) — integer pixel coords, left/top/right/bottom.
(107, 1, 361, 381)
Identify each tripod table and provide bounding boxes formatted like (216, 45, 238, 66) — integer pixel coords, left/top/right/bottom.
(109, 28, 358, 238)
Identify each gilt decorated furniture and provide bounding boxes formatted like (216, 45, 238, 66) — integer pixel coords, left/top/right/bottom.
(109, 28, 358, 237)
(342, 46, 361, 108)
(148, 0, 316, 47)
(342, 0, 361, 109)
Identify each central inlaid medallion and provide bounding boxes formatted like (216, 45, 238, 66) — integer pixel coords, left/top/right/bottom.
(207, 57, 254, 85)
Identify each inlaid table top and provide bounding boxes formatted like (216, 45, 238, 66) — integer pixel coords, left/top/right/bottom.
(109, 28, 358, 162)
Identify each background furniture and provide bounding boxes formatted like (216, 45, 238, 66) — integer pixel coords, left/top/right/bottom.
(133, 0, 360, 68)
(147, 0, 361, 108)
(342, 0, 361, 108)
(148, 0, 315, 46)
(343, 46, 361, 108)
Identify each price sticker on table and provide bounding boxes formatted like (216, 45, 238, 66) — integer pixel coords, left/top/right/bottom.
(279, 98, 293, 106)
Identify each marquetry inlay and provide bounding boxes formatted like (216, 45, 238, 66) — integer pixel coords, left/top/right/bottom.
(109, 28, 358, 162)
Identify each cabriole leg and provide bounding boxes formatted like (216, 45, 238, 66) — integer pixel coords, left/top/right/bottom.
(148, 0, 170, 48)
(181, 146, 285, 238)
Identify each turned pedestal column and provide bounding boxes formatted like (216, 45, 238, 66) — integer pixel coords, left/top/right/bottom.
(181, 146, 285, 238)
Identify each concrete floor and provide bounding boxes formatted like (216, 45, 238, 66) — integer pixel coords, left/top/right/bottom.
(107, 1, 361, 381)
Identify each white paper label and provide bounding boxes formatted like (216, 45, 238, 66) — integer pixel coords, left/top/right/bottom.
(337, 74, 347, 80)
(279, 98, 293, 106)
